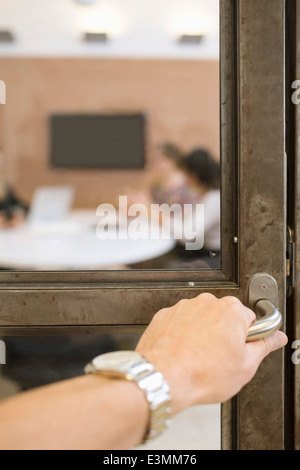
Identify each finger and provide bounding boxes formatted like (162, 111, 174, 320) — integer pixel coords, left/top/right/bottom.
(242, 306, 257, 328)
(246, 331, 288, 364)
(219, 296, 256, 329)
(191, 293, 218, 306)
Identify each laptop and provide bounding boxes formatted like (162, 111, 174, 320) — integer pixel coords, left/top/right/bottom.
(27, 186, 75, 229)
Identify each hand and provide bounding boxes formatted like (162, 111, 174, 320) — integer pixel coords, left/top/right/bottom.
(0, 213, 7, 228)
(136, 294, 288, 415)
(0, 209, 25, 228)
(6, 213, 25, 228)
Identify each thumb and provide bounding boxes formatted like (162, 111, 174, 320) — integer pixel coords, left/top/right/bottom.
(246, 331, 288, 364)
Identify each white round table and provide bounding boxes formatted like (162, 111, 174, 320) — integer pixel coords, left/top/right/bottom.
(0, 211, 175, 270)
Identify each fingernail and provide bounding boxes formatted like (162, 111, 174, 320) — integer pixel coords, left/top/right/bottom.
(273, 331, 287, 350)
(273, 332, 282, 349)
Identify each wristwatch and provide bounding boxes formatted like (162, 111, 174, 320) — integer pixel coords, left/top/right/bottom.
(85, 350, 172, 443)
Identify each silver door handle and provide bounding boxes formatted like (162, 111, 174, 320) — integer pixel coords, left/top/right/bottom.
(247, 299, 283, 342)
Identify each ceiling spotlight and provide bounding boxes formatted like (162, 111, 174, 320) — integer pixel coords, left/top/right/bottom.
(83, 32, 108, 43)
(75, 0, 97, 5)
(178, 34, 204, 45)
(0, 30, 15, 43)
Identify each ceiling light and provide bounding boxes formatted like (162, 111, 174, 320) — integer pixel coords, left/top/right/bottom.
(0, 30, 15, 43)
(74, 0, 97, 5)
(178, 34, 204, 45)
(83, 32, 108, 43)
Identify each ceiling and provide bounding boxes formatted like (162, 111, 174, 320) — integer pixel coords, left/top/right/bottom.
(0, 0, 219, 59)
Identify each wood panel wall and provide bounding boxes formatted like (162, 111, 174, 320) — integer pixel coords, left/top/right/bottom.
(0, 58, 219, 208)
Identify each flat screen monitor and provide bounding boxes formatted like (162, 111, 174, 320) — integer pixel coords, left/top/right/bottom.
(50, 114, 145, 169)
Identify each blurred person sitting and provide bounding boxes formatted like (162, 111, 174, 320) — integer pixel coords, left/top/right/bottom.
(0, 148, 28, 228)
(175, 148, 221, 268)
(149, 143, 197, 208)
(127, 144, 220, 269)
(126, 143, 192, 210)
(0, 181, 28, 228)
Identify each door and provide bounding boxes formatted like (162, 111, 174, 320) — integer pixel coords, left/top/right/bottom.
(0, 0, 291, 450)
(294, 0, 300, 452)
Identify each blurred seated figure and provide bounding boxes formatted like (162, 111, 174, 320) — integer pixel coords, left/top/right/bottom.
(149, 143, 196, 207)
(128, 144, 220, 269)
(174, 147, 221, 268)
(0, 148, 28, 228)
(0, 181, 28, 228)
(126, 143, 192, 210)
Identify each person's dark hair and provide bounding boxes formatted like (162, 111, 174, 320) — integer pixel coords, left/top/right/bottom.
(159, 143, 184, 166)
(182, 149, 220, 189)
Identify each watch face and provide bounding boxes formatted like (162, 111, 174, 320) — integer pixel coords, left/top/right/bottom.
(92, 351, 143, 374)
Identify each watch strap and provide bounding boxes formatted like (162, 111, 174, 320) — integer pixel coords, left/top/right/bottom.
(133, 362, 171, 442)
(85, 354, 171, 443)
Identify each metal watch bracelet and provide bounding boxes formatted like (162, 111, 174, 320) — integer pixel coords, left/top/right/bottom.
(85, 355, 172, 443)
(134, 364, 172, 443)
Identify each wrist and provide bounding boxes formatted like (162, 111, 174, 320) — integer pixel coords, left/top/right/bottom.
(85, 374, 149, 449)
(135, 347, 190, 416)
(85, 351, 172, 444)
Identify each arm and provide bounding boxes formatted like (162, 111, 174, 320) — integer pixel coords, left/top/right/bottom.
(0, 294, 287, 450)
(0, 374, 148, 450)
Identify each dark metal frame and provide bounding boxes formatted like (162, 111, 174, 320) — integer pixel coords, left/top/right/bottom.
(0, 0, 288, 450)
(294, 0, 300, 451)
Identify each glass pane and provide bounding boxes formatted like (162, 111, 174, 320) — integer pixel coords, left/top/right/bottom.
(0, 2, 221, 450)
(0, 0, 220, 271)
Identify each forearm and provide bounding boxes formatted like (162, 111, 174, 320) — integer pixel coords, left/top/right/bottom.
(0, 375, 149, 450)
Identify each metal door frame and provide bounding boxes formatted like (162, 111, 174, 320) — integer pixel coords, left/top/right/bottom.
(0, 0, 287, 450)
(293, 0, 300, 452)
(221, 0, 286, 450)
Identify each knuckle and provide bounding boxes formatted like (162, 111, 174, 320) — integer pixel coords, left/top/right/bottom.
(221, 296, 242, 307)
(248, 309, 257, 322)
(153, 307, 167, 319)
(177, 298, 189, 307)
(197, 293, 216, 302)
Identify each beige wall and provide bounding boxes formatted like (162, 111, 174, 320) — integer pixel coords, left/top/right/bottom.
(0, 58, 219, 208)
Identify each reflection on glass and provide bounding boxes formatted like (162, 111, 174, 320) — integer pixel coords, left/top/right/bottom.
(0, 0, 220, 271)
